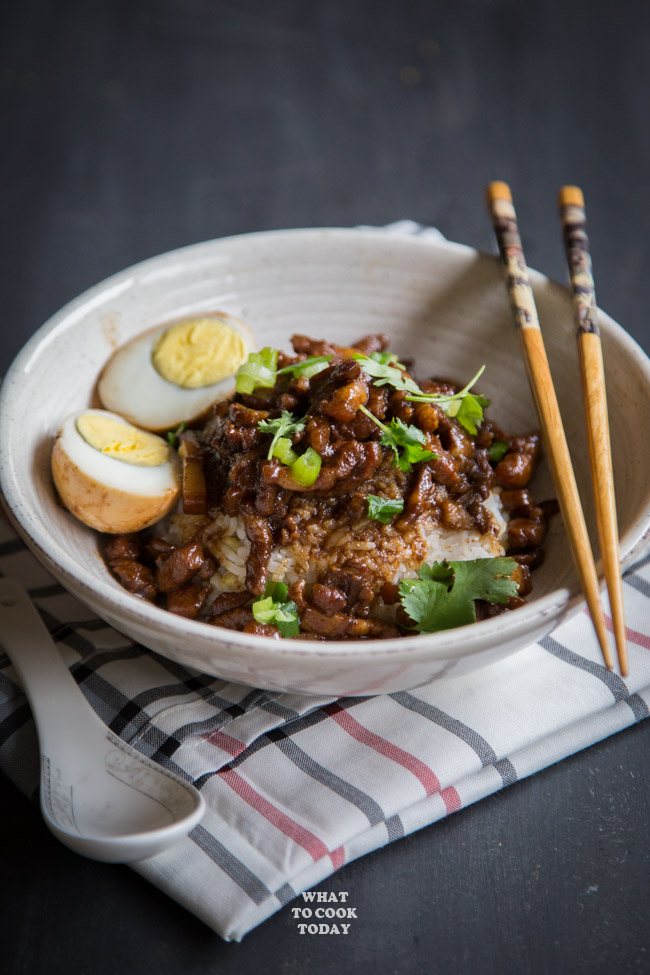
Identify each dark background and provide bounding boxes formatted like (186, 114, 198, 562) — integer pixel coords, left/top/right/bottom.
(1, 1, 649, 973)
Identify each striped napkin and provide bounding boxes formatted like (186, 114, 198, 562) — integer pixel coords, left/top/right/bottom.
(2, 514, 649, 940)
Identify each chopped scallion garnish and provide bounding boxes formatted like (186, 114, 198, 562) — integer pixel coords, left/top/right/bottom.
(235, 347, 279, 395)
(252, 581, 300, 637)
(289, 447, 322, 486)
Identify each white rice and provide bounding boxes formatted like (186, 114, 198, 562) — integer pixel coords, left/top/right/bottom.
(157, 489, 509, 605)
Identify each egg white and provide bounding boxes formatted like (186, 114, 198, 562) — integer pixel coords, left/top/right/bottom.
(51, 410, 181, 533)
(97, 311, 255, 431)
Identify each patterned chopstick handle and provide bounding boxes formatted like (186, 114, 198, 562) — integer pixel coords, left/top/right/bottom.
(485, 182, 540, 331)
(558, 186, 600, 336)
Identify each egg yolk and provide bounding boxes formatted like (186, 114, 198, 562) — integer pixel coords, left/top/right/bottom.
(75, 414, 170, 467)
(151, 317, 248, 389)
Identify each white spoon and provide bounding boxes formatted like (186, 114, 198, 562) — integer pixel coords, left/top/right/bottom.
(0, 578, 205, 863)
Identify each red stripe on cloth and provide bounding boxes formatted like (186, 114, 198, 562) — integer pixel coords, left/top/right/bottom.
(440, 786, 462, 813)
(219, 767, 341, 868)
(203, 729, 247, 758)
(323, 703, 457, 812)
(604, 613, 650, 651)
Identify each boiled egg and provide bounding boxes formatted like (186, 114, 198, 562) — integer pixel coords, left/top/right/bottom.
(51, 409, 181, 533)
(97, 311, 254, 431)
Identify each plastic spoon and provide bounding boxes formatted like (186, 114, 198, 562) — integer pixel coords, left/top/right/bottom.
(0, 578, 205, 863)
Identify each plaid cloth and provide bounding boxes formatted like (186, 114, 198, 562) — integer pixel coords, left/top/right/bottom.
(2, 223, 650, 940)
(2, 519, 650, 940)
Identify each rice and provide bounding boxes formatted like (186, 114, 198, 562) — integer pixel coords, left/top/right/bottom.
(158, 488, 509, 607)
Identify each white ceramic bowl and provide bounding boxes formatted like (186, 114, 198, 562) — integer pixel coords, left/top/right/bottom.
(2, 229, 650, 695)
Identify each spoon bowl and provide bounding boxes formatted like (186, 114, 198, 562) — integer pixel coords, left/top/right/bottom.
(0, 579, 205, 863)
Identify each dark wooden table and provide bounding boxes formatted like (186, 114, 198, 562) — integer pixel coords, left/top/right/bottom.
(2, 1, 649, 972)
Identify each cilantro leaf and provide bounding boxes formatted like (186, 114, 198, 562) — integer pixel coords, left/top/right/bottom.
(405, 365, 490, 434)
(366, 495, 404, 524)
(398, 557, 520, 633)
(451, 392, 490, 436)
(252, 581, 300, 638)
(358, 406, 437, 472)
(488, 439, 510, 463)
(379, 418, 437, 472)
(352, 353, 421, 395)
(258, 410, 306, 460)
(369, 351, 403, 367)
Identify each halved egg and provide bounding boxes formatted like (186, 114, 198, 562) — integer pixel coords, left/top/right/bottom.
(97, 311, 254, 431)
(51, 409, 181, 533)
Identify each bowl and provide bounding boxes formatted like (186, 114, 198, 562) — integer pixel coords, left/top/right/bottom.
(2, 228, 650, 696)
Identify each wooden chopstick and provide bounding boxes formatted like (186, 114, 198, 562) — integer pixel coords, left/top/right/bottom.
(558, 186, 627, 675)
(485, 181, 613, 671)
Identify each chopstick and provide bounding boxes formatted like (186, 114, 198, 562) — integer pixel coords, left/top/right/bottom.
(558, 186, 627, 676)
(485, 181, 613, 671)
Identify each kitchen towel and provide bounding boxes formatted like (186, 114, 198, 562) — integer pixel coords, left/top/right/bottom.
(2, 512, 650, 941)
(1, 224, 649, 941)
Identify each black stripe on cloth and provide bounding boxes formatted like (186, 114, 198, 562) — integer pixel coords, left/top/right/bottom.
(625, 573, 650, 599)
(147, 692, 273, 764)
(193, 697, 371, 789)
(272, 733, 386, 826)
(386, 814, 405, 840)
(391, 691, 518, 786)
(260, 699, 301, 721)
(494, 758, 518, 787)
(0, 538, 25, 556)
(110, 681, 258, 740)
(67, 656, 154, 733)
(36, 606, 98, 656)
(148, 653, 279, 720)
(71, 645, 148, 674)
(147, 709, 251, 764)
(0, 701, 33, 747)
(625, 694, 650, 721)
(539, 635, 631, 702)
(193, 705, 407, 841)
(190, 824, 271, 905)
(274, 883, 296, 906)
(143, 652, 232, 697)
(0, 671, 25, 703)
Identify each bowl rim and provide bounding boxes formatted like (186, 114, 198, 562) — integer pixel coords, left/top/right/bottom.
(2, 226, 650, 662)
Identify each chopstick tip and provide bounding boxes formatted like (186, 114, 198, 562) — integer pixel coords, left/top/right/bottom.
(558, 185, 584, 209)
(485, 181, 512, 205)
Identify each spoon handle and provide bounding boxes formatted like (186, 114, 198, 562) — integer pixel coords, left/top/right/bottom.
(0, 578, 96, 752)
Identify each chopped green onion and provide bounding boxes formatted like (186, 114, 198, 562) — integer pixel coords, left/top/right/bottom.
(366, 495, 404, 524)
(235, 347, 279, 395)
(166, 421, 187, 448)
(277, 355, 332, 379)
(263, 580, 289, 603)
(290, 448, 322, 486)
(272, 437, 298, 466)
(252, 594, 300, 638)
(488, 439, 510, 463)
(252, 580, 300, 637)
